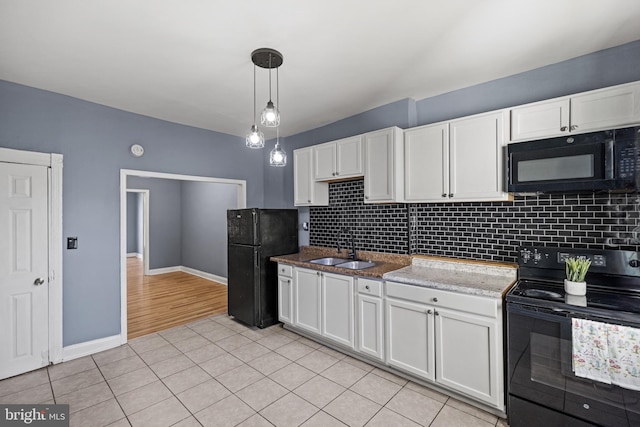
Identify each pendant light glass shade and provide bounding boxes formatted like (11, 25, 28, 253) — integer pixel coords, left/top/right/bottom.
(269, 141, 286, 167)
(261, 101, 280, 127)
(245, 125, 265, 148)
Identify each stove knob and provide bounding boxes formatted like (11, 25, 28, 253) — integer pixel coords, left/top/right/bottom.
(534, 252, 542, 262)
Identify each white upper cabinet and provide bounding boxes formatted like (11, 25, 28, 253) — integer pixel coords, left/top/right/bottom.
(313, 136, 363, 181)
(363, 127, 404, 203)
(404, 123, 449, 202)
(449, 111, 509, 201)
(294, 147, 328, 206)
(404, 112, 509, 203)
(510, 81, 640, 142)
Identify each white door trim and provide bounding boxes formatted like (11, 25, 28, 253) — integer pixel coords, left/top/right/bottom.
(126, 189, 150, 275)
(119, 169, 247, 344)
(0, 147, 64, 365)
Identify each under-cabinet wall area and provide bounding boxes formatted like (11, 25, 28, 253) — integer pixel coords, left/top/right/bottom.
(309, 179, 640, 263)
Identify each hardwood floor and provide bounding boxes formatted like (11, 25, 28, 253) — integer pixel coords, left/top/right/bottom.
(127, 257, 228, 339)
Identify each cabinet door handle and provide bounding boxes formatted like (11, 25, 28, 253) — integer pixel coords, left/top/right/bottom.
(570, 125, 578, 131)
(365, 285, 370, 290)
(441, 193, 447, 198)
(432, 297, 438, 303)
(435, 311, 439, 316)
(448, 194, 453, 198)
(307, 199, 311, 203)
(364, 195, 369, 200)
(317, 271, 320, 276)
(560, 126, 568, 131)
(287, 279, 290, 283)
(427, 309, 433, 314)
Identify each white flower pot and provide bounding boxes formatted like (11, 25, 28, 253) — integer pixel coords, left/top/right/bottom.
(564, 279, 586, 296)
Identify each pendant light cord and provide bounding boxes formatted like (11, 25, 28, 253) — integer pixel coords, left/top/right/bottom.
(268, 53, 273, 102)
(253, 64, 257, 126)
(276, 66, 280, 146)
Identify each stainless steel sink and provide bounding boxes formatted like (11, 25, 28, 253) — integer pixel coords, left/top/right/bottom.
(309, 257, 348, 266)
(335, 260, 377, 270)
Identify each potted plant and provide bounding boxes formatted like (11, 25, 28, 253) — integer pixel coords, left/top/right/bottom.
(565, 257, 592, 295)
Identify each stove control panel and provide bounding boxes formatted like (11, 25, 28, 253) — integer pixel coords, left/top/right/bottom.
(518, 246, 640, 278)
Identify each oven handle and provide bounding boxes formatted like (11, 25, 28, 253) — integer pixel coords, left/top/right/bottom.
(507, 303, 570, 321)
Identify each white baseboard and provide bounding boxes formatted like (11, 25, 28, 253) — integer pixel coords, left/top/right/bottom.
(61, 334, 122, 362)
(127, 252, 142, 258)
(148, 266, 181, 275)
(181, 266, 228, 285)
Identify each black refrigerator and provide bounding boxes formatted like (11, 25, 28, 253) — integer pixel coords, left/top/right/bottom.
(227, 208, 298, 328)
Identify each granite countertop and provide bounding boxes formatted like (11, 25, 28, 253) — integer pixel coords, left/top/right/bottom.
(383, 255, 518, 299)
(271, 246, 411, 279)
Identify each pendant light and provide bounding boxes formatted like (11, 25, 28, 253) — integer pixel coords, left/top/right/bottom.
(269, 63, 286, 167)
(259, 50, 281, 127)
(245, 63, 265, 148)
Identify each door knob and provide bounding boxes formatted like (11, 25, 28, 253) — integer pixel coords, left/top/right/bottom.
(34, 278, 45, 286)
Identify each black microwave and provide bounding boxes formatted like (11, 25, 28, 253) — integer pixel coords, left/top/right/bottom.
(507, 126, 640, 193)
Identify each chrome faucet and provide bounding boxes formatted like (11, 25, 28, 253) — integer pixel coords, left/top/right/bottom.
(336, 227, 357, 260)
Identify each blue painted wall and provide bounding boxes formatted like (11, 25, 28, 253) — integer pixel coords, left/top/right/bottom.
(181, 181, 238, 277)
(126, 192, 138, 254)
(0, 81, 264, 346)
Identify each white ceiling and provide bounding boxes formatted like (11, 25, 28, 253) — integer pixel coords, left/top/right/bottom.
(1, 0, 640, 138)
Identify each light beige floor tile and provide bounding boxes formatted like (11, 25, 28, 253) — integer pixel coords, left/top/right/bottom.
(48, 356, 96, 381)
(350, 372, 402, 405)
(341, 356, 374, 372)
(115, 380, 173, 416)
(316, 346, 347, 360)
(215, 334, 253, 351)
(171, 417, 201, 427)
(241, 326, 279, 341)
(185, 319, 219, 335)
(1, 383, 53, 404)
(236, 377, 288, 411)
(431, 405, 495, 427)
(260, 392, 318, 427)
(497, 417, 510, 427)
(296, 337, 323, 349)
(173, 335, 211, 353)
(231, 342, 271, 363)
(248, 351, 291, 376)
(199, 353, 244, 378)
(296, 349, 340, 373)
(275, 341, 315, 361)
(216, 364, 264, 393)
(366, 407, 421, 427)
(446, 398, 499, 424)
(385, 388, 443, 426)
(200, 325, 236, 342)
(215, 317, 251, 333)
(99, 355, 146, 380)
(269, 363, 316, 390)
(255, 332, 294, 350)
(0, 368, 50, 397)
(404, 381, 449, 403)
(324, 389, 381, 427)
(149, 354, 195, 378)
(301, 411, 348, 426)
(107, 367, 158, 396)
(162, 365, 211, 394)
(371, 368, 409, 386)
(294, 375, 346, 408)
(56, 381, 113, 413)
(183, 343, 225, 364)
(195, 394, 255, 427)
(236, 413, 274, 427)
(106, 418, 131, 427)
(69, 398, 125, 427)
(128, 334, 169, 354)
(275, 329, 301, 340)
(137, 344, 181, 366)
(176, 378, 231, 413)
(321, 361, 368, 388)
(92, 345, 137, 367)
(158, 326, 200, 344)
(128, 396, 190, 427)
(186, 316, 215, 328)
(51, 368, 105, 397)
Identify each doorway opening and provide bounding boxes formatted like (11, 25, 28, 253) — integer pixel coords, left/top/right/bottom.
(120, 169, 246, 343)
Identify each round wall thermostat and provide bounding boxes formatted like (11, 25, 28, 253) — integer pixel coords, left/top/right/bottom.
(130, 144, 144, 157)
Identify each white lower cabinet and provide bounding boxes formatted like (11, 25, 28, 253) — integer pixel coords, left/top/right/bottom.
(293, 267, 322, 334)
(321, 272, 354, 348)
(356, 278, 384, 361)
(385, 297, 435, 380)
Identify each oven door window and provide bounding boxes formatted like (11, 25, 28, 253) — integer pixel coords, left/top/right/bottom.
(508, 304, 638, 427)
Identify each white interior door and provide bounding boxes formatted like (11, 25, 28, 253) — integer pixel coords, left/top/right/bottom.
(0, 162, 49, 379)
